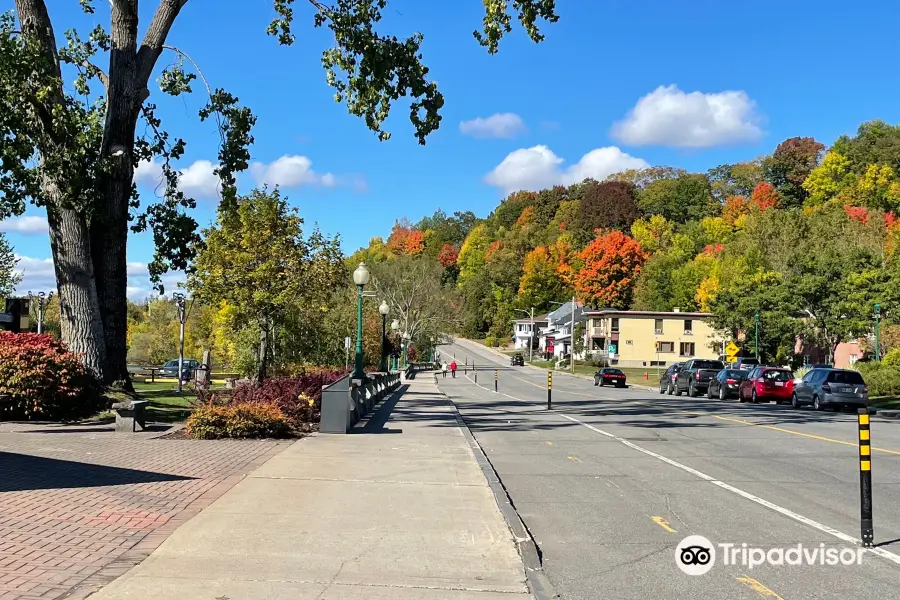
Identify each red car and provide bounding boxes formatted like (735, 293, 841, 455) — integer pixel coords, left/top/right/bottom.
(738, 367, 794, 404)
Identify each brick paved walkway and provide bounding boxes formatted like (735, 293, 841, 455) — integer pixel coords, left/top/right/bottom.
(0, 424, 288, 600)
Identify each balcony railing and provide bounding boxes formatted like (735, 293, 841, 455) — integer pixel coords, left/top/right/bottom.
(590, 326, 605, 337)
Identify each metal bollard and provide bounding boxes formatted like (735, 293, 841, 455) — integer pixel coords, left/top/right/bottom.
(474, 364, 478, 384)
(858, 408, 874, 547)
(494, 369, 498, 393)
(547, 371, 552, 410)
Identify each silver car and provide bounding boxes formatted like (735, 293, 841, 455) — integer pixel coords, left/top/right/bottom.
(791, 368, 868, 411)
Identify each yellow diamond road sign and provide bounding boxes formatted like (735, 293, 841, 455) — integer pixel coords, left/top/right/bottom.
(725, 342, 739, 356)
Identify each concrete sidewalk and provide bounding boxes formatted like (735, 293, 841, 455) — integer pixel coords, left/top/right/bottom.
(86, 377, 532, 600)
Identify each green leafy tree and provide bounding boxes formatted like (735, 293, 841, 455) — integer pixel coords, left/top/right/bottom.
(189, 188, 344, 381)
(0, 232, 20, 298)
(637, 174, 718, 222)
(707, 160, 765, 203)
(766, 137, 824, 207)
(0, 0, 558, 384)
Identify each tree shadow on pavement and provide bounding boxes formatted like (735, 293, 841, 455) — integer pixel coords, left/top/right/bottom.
(0, 451, 193, 492)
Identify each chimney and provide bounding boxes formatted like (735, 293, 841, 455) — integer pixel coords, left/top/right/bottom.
(673, 307, 680, 313)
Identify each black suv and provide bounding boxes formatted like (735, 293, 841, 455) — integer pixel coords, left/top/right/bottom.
(659, 363, 684, 395)
(510, 353, 525, 366)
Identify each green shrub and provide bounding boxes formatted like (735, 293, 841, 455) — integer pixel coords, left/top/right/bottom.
(484, 336, 498, 347)
(883, 348, 900, 367)
(186, 403, 291, 439)
(0, 332, 104, 421)
(854, 362, 900, 396)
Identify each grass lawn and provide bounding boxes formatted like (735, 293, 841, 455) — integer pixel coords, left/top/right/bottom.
(871, 396, 900, 410)
(130, 381, 222, 423)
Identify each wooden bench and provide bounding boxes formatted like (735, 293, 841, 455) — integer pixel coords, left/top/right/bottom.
(111, 400, 149, 432)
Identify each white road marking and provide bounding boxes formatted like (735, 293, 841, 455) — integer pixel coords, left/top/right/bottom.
(454, 368, 900, 568)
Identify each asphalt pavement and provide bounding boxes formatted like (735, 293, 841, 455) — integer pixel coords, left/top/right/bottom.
(437, 339, 900, 600)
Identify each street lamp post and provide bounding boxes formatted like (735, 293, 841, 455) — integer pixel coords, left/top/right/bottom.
(379, 300, 390, 372)
(29, 291, 54, 334)
(875, 304, 881, 361)
(352, 263, 371, 380)
(173, 293, 187, 394)
(391, 319, 400, 370)
(754, 311, 760, 361)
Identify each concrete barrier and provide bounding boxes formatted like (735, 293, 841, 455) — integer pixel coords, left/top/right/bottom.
(319, 371, 402, 434)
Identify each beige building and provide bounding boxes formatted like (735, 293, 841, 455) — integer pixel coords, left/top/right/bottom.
(583, 309, 722, 368)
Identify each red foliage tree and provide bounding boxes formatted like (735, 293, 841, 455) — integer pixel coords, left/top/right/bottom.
(844, 205, 869, 224)
(722, 195, 750, 224)
(438, 243, 459, 269)
(386, 220, 413, 254)
(403, 230, 425, 255)
(750, 182, 779, 211)
(574, 231, 647, 309)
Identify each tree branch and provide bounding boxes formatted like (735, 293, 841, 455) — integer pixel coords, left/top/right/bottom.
(83, 60, 109, 91)
(137, 0, 188, 84)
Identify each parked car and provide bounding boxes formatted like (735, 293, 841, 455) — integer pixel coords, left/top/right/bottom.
(726, 357, 760, 370)
(738, 367, 794, 404)
(160, 359, 199, 380)
(791, 368, 868, 411)
(707, 369, 750, 400)
(595, 367, 627, 388)
(659, 363, 684, 395)
(675, 359, 725, 397)
(510, 353, 525, 366)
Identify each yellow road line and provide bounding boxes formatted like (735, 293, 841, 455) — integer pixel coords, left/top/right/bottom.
(736, 576, 785, 599)
(545, 441, 553, 446)
(712, 414, 900, 456)
(650, 516, 677, 533)
(567, 455, 582, 463)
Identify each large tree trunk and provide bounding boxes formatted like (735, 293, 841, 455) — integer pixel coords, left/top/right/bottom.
(90, 0, 187, 387)
(257, 317, 270, 382)
(46, 202, 107, 377)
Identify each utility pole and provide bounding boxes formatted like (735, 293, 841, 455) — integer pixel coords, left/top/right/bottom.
(530, 306, 535, 364)
(571, 295, 576, 374)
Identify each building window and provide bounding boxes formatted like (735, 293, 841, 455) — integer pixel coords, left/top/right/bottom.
(659, 341, 674, 353)
(654, 319, 663, 334)
(684, 320, 693, 335)
(611, 318, 619, 332)
(680, 342, 695, 357)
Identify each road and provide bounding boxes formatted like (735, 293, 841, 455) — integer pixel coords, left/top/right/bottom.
(437, 339, 900, 600)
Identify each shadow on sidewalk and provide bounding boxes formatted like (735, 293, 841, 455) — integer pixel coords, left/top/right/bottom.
(351, 384, 409, 434)
(0, 451, 193, 492)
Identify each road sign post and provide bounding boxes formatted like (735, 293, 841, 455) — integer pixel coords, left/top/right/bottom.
(858, 408, 874, 547)
(494, 369, 498, 393)
(547, 371, 552, 410)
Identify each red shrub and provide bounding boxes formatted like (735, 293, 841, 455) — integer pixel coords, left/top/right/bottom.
(227, 369, 346, 429)
(0, 332, 103, 421)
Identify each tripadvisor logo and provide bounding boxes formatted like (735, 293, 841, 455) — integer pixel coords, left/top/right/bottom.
(675, 536, 864, 575)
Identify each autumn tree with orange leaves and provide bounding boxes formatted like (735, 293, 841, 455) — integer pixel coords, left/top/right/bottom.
(574, 231, 647, 309)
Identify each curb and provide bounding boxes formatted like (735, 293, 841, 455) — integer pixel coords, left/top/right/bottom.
(876, 409, 900, 419)
(437, 383, 559, 600)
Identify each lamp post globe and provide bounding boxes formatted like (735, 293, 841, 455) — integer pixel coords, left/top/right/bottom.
(353, 262, 371, 286)
(351, 263, 370, 379)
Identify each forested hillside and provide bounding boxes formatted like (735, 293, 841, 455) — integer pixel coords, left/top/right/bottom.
(353, 120, 900, 365)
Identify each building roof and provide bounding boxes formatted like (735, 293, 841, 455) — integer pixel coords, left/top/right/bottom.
(548, 301, 584, 323)
(513, 313, 550, 323)
(583, 309, 712, 318)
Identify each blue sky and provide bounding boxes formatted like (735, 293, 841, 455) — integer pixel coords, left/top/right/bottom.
(4, 0, 900, 298)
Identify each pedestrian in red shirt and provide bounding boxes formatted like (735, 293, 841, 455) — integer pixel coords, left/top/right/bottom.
(450, 361, 457, 378)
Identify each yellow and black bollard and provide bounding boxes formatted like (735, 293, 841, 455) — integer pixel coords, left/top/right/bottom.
(858, 408, 874, 547)
(547, 371, 553, 410)
(494, 369, 498, 393)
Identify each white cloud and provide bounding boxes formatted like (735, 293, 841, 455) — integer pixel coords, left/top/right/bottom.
(250, 155, 353, 190)
(611, 85, 764, 148)
(13, 255, 56, 295)
(0, 216, 49, 235)
(133, 158, 220, 198)
(484, 145, 648, 193)
(460, 113, 527, 139)
(178, 160, 220, 198)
